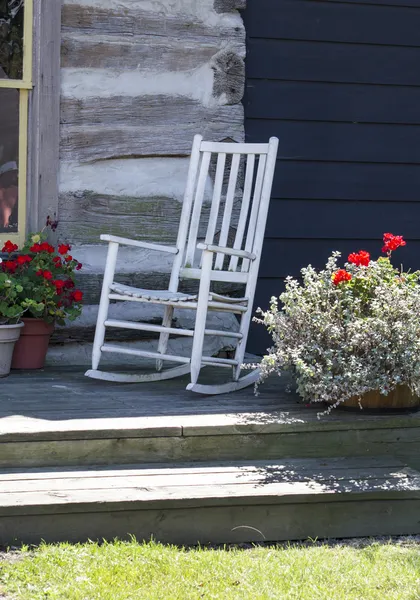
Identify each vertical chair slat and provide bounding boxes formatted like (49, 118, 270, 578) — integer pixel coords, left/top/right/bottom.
(168, 133, 203, 291)
(184, 150, 212, 268)
(214, 153, 241, 270)
(200, 153, 227, 267)
(229, 154, 256, 272)
(242, 154, 267, 273)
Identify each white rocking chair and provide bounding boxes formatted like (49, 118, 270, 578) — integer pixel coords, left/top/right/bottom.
(85, 135, 279, 394)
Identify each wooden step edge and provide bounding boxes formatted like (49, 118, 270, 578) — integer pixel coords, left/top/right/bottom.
(3, 488, 420, 519)
(1, 459, 419, 517)
(1, 410, 420, 443)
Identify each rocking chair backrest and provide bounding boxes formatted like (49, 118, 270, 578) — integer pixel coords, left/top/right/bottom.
(169, 135, 279, 291)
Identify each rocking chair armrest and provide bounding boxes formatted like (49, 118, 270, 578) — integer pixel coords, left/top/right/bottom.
(197, 243, 256, 261)
(100, 235, 179, 254)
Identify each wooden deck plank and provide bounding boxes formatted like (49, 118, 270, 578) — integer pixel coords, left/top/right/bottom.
(0, 458, 419, 513)
(0, 456, 404, 480)
(1, 464, 413, 494)
(3, 480, 419, 513)
(1, 368, 420, 441)
(0, 469, 413, 495)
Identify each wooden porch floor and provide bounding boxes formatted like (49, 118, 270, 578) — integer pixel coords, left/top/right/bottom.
(1, 367, 420, 469)
(2, 367, 420, 545)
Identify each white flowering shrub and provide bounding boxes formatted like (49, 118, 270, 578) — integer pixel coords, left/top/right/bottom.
(255, 234, 420, 414)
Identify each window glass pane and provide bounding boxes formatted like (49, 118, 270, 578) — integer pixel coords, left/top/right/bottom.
(0, 87, 19, 232)
(0, 0, 24, 80)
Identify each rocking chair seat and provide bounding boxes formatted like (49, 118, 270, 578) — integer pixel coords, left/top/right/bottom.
(109, 283, 249, 306)
(110, 283, 197, 303)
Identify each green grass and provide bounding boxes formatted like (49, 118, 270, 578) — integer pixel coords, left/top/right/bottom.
(1, 539, 420, 600)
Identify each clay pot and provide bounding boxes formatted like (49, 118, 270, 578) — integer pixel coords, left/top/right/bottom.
(0, 322, 24, 377)
(330, 385, 420, 412)
(11, 318, 54, 370)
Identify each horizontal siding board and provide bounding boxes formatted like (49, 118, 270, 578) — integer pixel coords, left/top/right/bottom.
(60, 119, 244, 162)
(246, 0, 420, 47)
(58, 193, 241, 245)
(247, 39, 420, 86)
(60, 96, 244, 127)
(265, 200, 420, 239)
(245, 80, 420, 124)
(258, 239, 420, 278)
(247, 120, 420, 164)
(61, 35, 228, 72)
(59, 194, 184, 245)
(61, 4, 244, 43)
(272, 161, 420, 201)
(60, 96, 244, 161)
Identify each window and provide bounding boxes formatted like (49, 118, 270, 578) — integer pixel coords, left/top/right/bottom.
(0, 0, 32, 242)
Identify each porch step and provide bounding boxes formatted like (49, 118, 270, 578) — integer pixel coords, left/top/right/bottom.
(3, 368, 420, 471)
(1, 456, 420, 546)
(3, 413, 420, 470)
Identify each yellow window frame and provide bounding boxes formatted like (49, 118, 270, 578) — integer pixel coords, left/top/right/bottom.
(0, 0, 33, 246)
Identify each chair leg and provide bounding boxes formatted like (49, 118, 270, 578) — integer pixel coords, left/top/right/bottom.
(232, 301, 254, 382)
(190, 251, 213, 385)
(91, 242, 119, 371)
(156, 306, 174, 372)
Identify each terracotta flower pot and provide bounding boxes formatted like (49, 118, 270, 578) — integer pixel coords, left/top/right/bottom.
(328, 385, 420, 412)
(11, 318, 55, 370)
(0, 322, 24, 377)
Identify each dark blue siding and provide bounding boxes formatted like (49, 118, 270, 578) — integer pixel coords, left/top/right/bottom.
(244, 0, 420, 354)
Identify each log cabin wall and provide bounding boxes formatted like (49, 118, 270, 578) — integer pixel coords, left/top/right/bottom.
(50, 0, 246, 364)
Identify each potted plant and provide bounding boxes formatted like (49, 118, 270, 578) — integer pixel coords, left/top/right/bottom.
(1, 226, 84, 369)
(0, 266, 26, 376)
(255, 233, 420, 415)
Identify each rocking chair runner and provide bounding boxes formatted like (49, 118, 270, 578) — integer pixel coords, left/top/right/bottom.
(85, 135, 279, 394)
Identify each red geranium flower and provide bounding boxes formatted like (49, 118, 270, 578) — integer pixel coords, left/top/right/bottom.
(30, 243, 41, 253)
(2, 240, 18, 253)
(333, 269, 352, 286)
(40, 242, 55, 254)
(53, 256, 62, 266)
(53, 279, 65, 295)
(58, 244, 71, 255)
(36, 269, 53, 280)
(76, 262, 82, 271)
(17, 255, 32, 265)
(3, 260, 17, 273)
(65, 255, 73, 263)
(72, 290, 83, 302)
(382, 233, 406, 254)
(64, 279, 75, 289)
(348, 250, 370, 267)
